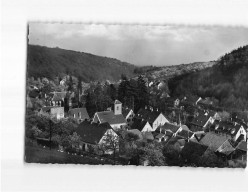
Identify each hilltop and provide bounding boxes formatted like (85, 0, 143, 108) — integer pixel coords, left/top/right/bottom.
(27, 45, 136, 82)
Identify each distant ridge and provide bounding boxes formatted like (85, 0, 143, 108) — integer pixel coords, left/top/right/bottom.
(27, 45, 136, 82)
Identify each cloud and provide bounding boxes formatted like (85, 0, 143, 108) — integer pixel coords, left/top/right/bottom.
(28, 23, 248, 66)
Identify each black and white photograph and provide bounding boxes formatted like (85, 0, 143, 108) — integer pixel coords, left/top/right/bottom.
(25, 23, 248, 168)
(2, 0, 248, 192)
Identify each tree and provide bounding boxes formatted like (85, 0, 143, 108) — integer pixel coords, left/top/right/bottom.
(137, 75, 149, 110)
(69, 132, 81, 148)
(198, 149, 226, 168)
(140, 142, 166, 166)
(99, 130, 119, 164)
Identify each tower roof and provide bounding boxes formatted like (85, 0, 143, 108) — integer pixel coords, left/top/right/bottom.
(114, 100, 122, 104)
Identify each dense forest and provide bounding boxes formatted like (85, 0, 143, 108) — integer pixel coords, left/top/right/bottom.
(168, 45, 248, 111)
(27, 45, 136, 82)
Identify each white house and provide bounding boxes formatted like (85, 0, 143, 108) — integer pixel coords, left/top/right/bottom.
(39, 106, 64, 120)
(93, 100, 127, 130)
(130, 117, 153, 132)
(136, 107, 170, 131)
(122, 107, 135, 127)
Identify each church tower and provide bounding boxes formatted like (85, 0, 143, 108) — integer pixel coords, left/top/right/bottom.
(114, 100, 122, 115)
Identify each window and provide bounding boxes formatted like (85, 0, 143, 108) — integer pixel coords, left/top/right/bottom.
(116, 106, 119, 110)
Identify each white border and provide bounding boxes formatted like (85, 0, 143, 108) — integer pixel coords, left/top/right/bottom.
(1, 0, 248, 192)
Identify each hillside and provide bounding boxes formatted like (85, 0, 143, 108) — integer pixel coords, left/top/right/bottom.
(134, 61, 216, 80)
(27, 45, 136, 82)
(168, 45, 248, 111)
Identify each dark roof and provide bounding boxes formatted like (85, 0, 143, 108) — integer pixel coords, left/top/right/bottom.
(190, 112, 211, 127)
(122, 107, 132, 118)
(131, 117, 149, 131)
(236, 141, 247, 152)
(160, 122, 180, 133)
(217, 140, 235, 156)
(68, 107, 89, 120)
(177, 130, 194, 139)
(199, 132, 230, 151)
(96, 111, 126, 125)
(76, 121, 112, 144)
(155, 133, 165, 139)
(136, 108, 162, 124)
(114, 100, 122, 104)
(52, 92, 67, 101)
(190, 125, 204, 133)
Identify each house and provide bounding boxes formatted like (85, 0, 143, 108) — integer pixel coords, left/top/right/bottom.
(233, 141, 247, 161)
(210, 120, 246, 142)
(50, 92, 67, 107)
(182, 96, 202, 106)
(75, 121, 119, 154)
(155, 122, 182, 137)
(122, 107, 135, 127)
(68, 107, 89, 123)
(93, 100, 127, 130)
(39, 106, 64, 120)
(199, 132, 235, 157)
(189, 110, 214, 133)
(177, 129, 194, 140)
(136, 107, 170, 131)
(130, 117, 153, 132)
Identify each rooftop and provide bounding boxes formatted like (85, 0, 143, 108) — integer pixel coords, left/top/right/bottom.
(96, 111, 126, 125)
(199, 132, 230, 151)
(76, 121, 112, 145)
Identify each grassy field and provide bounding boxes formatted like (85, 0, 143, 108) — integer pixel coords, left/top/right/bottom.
(25, 145, 113, 165)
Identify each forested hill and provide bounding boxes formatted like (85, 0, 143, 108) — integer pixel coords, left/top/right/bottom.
(27, 45, 136, 82)
(168, 45, 248, 111)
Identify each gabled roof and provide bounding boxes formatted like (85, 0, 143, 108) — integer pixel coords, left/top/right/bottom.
(131, 117, 149, 131)
(122, 107, 132, 118)
(96, 111, 126, 125)
(160, 122, 180, 133)
(190, 112, 211, 127)
(136, 108, 162, 124)
(76, 121, 112, 145)
(236, 141, 247, 152)
(68, 107, 89, 120)
(199, 132, 230, 151)
(177, 130, 194, 139)
(52, 92, 67, 101)
(217, 140, 235, 156)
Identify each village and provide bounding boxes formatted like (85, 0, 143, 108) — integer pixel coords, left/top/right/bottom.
(25, 74, 248, 167)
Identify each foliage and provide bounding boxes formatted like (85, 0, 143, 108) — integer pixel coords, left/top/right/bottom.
(27, 45, 136, 82)
(168, 45, 248, 111)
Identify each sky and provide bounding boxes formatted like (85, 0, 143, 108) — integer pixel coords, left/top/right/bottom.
(28, 23, 248, 66)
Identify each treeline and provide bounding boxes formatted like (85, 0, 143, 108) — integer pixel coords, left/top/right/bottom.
(168, 45, 248, 111)
(84, 75, 149, 117)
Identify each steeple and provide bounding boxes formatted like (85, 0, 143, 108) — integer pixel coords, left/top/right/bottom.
(114, 100, 122, 115)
